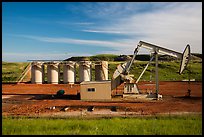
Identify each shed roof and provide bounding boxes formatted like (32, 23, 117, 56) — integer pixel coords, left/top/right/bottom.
(80, 80, 111, 85)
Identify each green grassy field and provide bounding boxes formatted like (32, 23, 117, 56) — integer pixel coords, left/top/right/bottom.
(2, 114, 202, 135)
(2, 60, 202, 82)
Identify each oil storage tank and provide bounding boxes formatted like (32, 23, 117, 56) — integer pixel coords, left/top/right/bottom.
(31, 62, 44, 84)
(63, 61, 76, 84)
(79, 61, 92, 82)
(95, 61, 108, 81)
(47, 62, 59, 84)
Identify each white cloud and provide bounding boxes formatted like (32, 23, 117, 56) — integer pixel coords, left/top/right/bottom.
(82, 29, 123, 34)
(9, 34, 140, 60)
(81, 2, 202, 53)
(73, 2, 153, 19)
(13, 34, 134, 49)
(57, 21, 94, 26)
(75, 22, 94, 25)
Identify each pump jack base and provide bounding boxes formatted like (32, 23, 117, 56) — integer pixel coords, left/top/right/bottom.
(123, 93, 162, 100)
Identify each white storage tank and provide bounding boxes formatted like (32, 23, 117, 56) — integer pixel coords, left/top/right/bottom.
(47, 62, 59, 84)
(79, 61, 92, 82)
(31, 62, 44, 84)
(63, 61, 76, 84)
(95, 61, 108, 81)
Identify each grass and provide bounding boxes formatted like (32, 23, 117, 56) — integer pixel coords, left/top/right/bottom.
(90, 54, 119, 61)
(2, 114, 202, 135)
(2, 62, 30, 82)
(109, 60, 202, 81)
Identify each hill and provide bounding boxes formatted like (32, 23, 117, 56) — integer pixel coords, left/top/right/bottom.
(65, 53, 202, 62)
(65, 54, 118, 61)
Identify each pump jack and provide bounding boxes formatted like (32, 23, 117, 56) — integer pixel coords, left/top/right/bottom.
(111, 41, 191, 100)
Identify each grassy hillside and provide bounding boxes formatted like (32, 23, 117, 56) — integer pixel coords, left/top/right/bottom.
(2, 62, 30, 82)
(65, 54, 119, 61)
(2, 59, 202, 82)
(65, 53, 202, 62)
(108, 60, 202, 81)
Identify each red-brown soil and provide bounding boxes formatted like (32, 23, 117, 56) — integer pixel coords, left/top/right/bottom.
(2, 81, 202, 117)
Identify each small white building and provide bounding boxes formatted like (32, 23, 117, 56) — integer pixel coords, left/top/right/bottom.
(80, 80, 111, 101)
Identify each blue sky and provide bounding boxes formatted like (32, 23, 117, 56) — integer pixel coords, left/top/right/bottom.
(2, 2, 202, 62)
